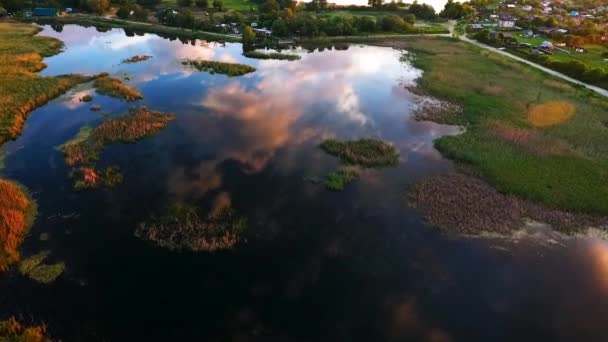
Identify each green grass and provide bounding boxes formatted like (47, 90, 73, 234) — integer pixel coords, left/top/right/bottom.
(385, 36, 608, 214)
(320, 138, 399, 168)
(324, 168, 359, 191)
(161, 0, 257, 11)
(320, 9, 410, 18)
(182, 59, 256, 76)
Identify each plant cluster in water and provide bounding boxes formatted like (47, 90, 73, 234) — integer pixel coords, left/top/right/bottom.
(135, 203, 247, 252)
(121, 55, 153, 64)
(0, 316, 47, 342)
(311, 138, 399, 191)
(93, 74, 143, 102)
(319, 138, 399, 168)
(18, 250, 65, 284)
(181, 59, 256, 77)
(0, 179, 36, 272)
(59, 107, 175, 190)
(243, 51, 301, 61)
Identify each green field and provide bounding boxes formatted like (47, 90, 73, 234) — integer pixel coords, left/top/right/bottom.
(373, 36, 608, 215)
(161, 0, 257, 11)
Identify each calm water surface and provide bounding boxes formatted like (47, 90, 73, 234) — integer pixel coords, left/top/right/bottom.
(1, 25, 608, 341)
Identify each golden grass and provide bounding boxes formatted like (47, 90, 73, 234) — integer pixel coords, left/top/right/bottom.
(527, 101, 576, 127)
(0, 317, 47, 342)
(0, 179, 36, 272)
(0, 22, 97, 145)
(18, 250, 65, 284)
(488, 121, 576, 157)
(93, 75, 143, 102)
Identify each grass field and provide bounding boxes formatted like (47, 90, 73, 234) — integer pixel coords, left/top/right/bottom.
(375, 36, 608, 215)
(161, 0, 257, 11)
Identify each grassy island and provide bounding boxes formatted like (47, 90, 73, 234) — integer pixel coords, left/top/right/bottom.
(181, 59, 256, 77)
(320, 138, 399, 168)
(243, 51, 301, 61)
(60, 107, 175, 189)
(135, 203, 247, 252)
(121, 55, 152, 64)
(0, 317, 47, 342)
(93, 75, 143, 102)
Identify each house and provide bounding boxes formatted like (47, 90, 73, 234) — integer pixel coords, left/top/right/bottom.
(522, 29, 534, 38)
(522, 5, 532, 11)
(541, 41, 554, 49)
(32, 7, 57, 16)
(498, 15, 516, 29)
(252, 28, 272, 37)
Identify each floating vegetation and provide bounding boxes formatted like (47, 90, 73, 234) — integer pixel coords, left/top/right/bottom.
(0, 179, 36, 272)
(527, 101, 575, 127)
(93, 75, 143, 102)
(135, 203, 247, 252)
(319, 138, 399, 168)
(409, 173, 608, 235)
(80, 94, 93, 102)
(324, 168, 359, 191)
(121, 55, 152, 64)
(181, 59, 256, 77)
(59, 107, 175, 190)
(39, 233, 50, 241)
(73, 166, 123, 190)
(0, 316, 47, 342)
(243, 51, 301, 61)
(18, 250, 65, 284)
(90, 104, 101, 111)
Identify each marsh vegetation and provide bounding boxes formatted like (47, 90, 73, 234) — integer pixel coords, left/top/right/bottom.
(243, 51, 301, 61)
(60, 107, 175, 189)
(121, 55, 153, 64)
(320, 138, 399, 168)
(18, 250, 65, 284)
(93, 75, 143, 102)
(181, 59, 256, 76)
(135, 203, 247, 252)
(0, 317, 47, 342)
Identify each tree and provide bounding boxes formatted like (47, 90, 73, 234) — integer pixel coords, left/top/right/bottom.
(133, 5, 148, 21)
(177, 9, 194, 27)
(271, 18, 288, 36)
(116, 4, 132, 19)
(408, 1, 436, 20)
(440, 0, 473, 19)
(177, 0, 191, 6)
(195, 0, 207, 8)
(136, 0, 160, 7)
(87, 0, 111, 14)
(452, 20, 467, 37)
(368, 0, 382, 8)
(212, 0, 222, 10)
(224, 10, 244, 23)
(1, 0, 24, 11)
(318, 0, 327, 10)
(402, 13, 415, 24)
(0, 6, 6, 16)
(381, 14, 405, 31)
(259, 0, 279, 13)
(242, 25, 256, 51)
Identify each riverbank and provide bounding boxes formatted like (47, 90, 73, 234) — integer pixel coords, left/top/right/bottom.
(371, 36, 608, 232)
(32, 15, 242, 43)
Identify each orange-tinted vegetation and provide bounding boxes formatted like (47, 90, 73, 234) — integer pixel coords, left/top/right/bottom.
(93, 75, 143, 102)
(0, 316, 48, 342)
(0, 179, 36, 272)
(60, 107, 175, 189)
(527, 101, 576, 127)
(0, 22, 98, 145)
(488, 121, 576, 157)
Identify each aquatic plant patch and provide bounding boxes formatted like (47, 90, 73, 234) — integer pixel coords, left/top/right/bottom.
(60, 107, 175, 190)
(121, 55, 153, 64)
(319, 138, 399, 168)
(410, 173, 608, 235)
(135, 203, 247, 252)
(93, 75, 143, 102)
(243, 51, 301, 61)
(181, 59, 256, 77)
(324, 168, 359, 191)
(0, 179, 36, 272)
(18, 250, 65, 284)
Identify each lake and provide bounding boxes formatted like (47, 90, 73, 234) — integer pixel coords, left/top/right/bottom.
(1, 25, 608, 341)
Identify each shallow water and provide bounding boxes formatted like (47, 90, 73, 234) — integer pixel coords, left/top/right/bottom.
(2, 25, 608, 341)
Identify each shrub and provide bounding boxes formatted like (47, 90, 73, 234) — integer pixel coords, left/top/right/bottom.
(195, 0, 208, 7)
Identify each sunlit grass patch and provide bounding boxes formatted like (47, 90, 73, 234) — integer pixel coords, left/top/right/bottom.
(527, 101, 575, 127)
(0, 179, 36, 272)
(135, 203, 247, 252)
(181, 59, 256, 77)
(320, 138, 399, 168)
(324, 168, 359, 191)
(18, 250, 65, 284)
(93, 75, 143, 102)
(0, 316, 47, 342)
(0, 22, 99, 145)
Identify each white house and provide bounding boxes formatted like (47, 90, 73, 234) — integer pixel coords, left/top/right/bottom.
(498, 15, 516, 29)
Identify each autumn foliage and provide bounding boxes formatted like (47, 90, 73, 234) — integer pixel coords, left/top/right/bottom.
(0, 179, 35, 272)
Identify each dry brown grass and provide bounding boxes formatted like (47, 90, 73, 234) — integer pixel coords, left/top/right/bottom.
(488, 121, 577, 157)
(0, 179, 35, 272)
(527, 101, 576, 127)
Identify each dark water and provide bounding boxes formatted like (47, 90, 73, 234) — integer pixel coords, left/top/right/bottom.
(1, 25, 608, 341)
